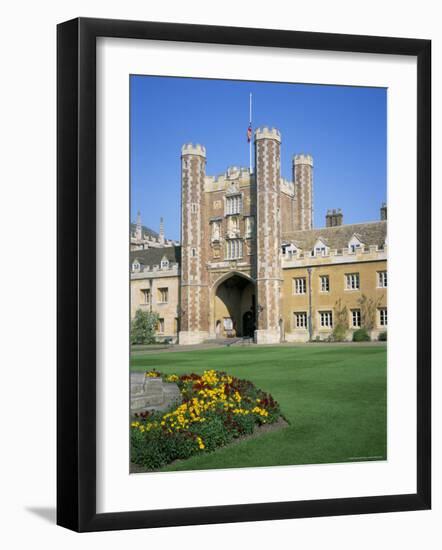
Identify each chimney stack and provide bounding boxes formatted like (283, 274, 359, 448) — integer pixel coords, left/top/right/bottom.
(380, 203, 387, 220)
(325, 208, 343, 227)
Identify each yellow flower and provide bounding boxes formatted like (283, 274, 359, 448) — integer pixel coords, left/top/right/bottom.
(145, 371, 160, 378)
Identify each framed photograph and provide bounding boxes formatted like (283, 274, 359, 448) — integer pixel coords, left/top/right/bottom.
(57, 17, 431, 532)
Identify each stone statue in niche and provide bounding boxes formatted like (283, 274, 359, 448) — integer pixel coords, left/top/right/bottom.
(212, 221, 220, 242)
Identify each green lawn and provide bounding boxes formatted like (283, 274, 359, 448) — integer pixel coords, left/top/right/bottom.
(131, 345, 387, 472)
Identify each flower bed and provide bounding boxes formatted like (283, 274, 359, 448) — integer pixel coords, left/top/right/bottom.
(131, 369, 282, 470)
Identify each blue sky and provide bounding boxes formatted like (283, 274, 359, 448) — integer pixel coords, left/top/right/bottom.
(130, 76, 386, 241)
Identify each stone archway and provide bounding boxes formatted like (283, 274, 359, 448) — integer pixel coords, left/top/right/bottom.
(211, 273, 256, 338)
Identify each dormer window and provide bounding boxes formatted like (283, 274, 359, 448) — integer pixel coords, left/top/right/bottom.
(132, 260, 141, 272)
(282, 243, 298, 259)
(312, 238, 328, 257)
(160, 256, 169, 269)
(348, 234, 364, 253)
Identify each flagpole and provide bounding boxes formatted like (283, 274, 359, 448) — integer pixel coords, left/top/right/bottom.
(249, 93, 252, 174)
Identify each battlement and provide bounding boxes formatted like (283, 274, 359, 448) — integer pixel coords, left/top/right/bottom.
(226, 166, 249, 179)
(293, 154, 314, 166)
(254, 127, 281, 142)
(282, 243, 387, 267)
(181, 143, 206, 157)
(131, 262, 180, 280)
(280, 177, 295, 196)
(204, 167, 252, 191)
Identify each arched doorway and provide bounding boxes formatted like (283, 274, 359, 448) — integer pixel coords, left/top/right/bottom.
(242, 310, 254, 338)
(213, 273, 256, 338)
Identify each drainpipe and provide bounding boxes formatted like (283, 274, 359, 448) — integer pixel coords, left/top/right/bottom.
(307, 267, 313, 341)
(149, 278, 153, 313)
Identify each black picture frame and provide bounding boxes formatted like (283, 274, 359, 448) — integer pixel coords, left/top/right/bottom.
(57, 17, 431, 532)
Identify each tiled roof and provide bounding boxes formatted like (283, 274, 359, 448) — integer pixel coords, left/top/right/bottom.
(130, 246, 181, 268)
(282, 221, 387, 251)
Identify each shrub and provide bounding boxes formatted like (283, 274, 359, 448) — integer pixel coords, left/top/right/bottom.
(378, 331, 387, 341)
(130, 309, 159, 345)
(353, 328, 371, 342)
(332, 324, 347, 342)
(131, 369, 282, 470)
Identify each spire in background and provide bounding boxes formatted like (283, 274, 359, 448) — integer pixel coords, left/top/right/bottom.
(159, 217, 165, 244)
(136, 210, 142, 240)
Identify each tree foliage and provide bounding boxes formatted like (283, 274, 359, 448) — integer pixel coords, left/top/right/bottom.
(332, 298, 348, 341)
(357, 294, 382, 331)
(131, 309, 160, 345)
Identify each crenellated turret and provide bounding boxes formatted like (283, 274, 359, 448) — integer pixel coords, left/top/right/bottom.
(293, 153, 314, 231)
(181, 143, 206, 158)
(179, 142, 210, 344)
(254, 127, 282, 344)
